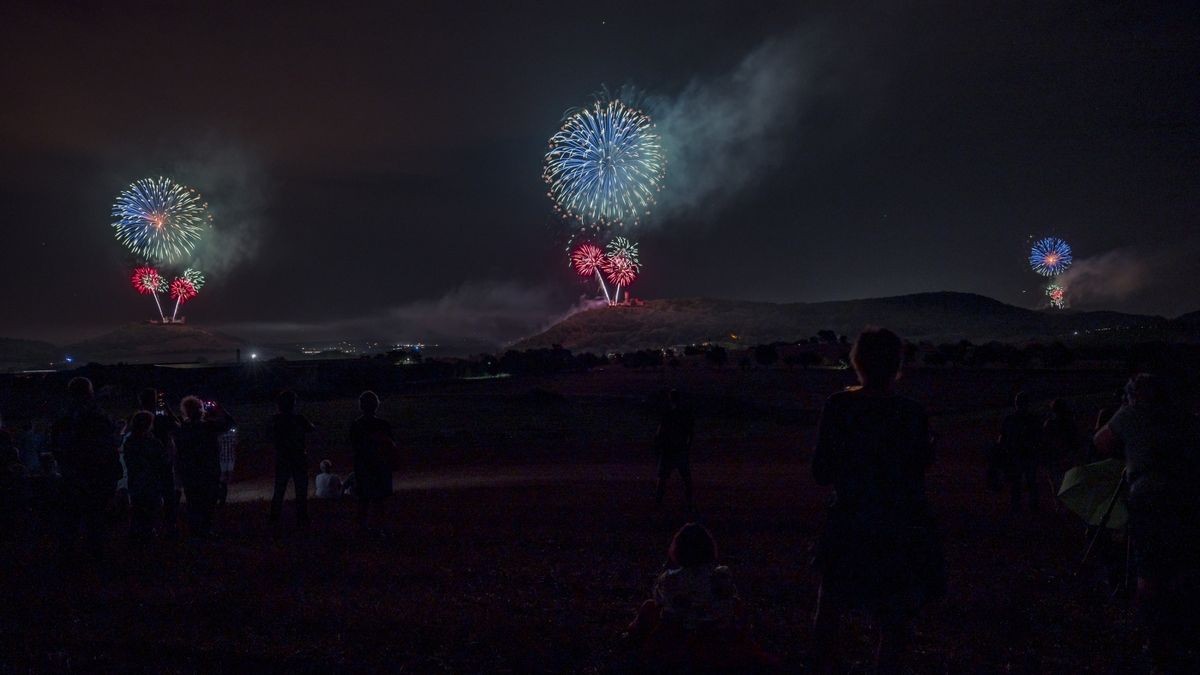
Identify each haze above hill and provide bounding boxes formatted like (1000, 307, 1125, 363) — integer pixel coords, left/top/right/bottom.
(3, 292, 1197, 368)
(516, 292, 1190, 353)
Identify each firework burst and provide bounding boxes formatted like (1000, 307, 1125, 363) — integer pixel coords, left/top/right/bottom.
(130, 266, 168, 320)
(169, 276, 198, 321)
(1029, 237, 1073, 276)
(112, 177, 211, 264)
(603, 255, 638, 302)
(605, 236, 641, 270)
(181, 267, 206, 291)
(1045, 283, 1066, 309)
(570, 243, 611, 303)
(543, 99, 665, 226)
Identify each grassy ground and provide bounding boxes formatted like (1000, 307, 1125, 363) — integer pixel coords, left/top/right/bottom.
(1, 366, 1147, 672)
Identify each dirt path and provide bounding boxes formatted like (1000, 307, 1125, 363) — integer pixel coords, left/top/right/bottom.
(227, 460, 808, 502)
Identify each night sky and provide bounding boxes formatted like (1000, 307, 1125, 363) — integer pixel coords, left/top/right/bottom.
(2, 1, 1197, 346)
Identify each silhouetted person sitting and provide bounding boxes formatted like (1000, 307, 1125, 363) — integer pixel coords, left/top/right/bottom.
(269, 390, 315, 527)
(123, 411, 170, 543)
(50, 377, 122, 561)
(134, 388, 180, 535)
(998, 391, 1043, 512)
(174, 397, 233, 539)
(811, 328, 942, 675)
(1094, 374, 1200, 671)
(315, 459, 343, 499)
(655, 389, 695, 510)
(349, 391, 394, 534)
(627, 523, 774, 670)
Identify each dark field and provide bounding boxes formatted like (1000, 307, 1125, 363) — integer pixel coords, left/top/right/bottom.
(1, 366, 1146, 672)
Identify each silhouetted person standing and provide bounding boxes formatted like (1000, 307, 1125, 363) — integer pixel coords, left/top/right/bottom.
(349, 391, 393, 534)
(1095, 374, 1200, 671)
(998, 392, 1043, 511)
(174, 397, 233, 538)
(655, 390, 695, 510)
(134, 388, 180, 535)
(123, 411, 170, 542)
(269, 390, 315, 527)
(51, 377, 122, 561)
(811, 328, 942, 675)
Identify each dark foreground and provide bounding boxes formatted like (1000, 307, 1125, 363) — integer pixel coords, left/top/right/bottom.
(2, 461, 1140, 673)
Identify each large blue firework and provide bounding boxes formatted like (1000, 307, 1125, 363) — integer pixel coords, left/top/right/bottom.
(543, 99, 665, 226)
(1029, 237, 1073, 276)
(112, 177, 211, 264)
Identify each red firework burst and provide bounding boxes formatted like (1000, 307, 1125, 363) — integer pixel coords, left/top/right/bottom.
(170, 277, 198, 303)
(131, 266, 165, 295)
(603, 255, 638, 287)
(570, 243, 606, 276)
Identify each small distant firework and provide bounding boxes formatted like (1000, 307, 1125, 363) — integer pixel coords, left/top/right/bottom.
(603, 255, 638, 302)
(169, 276, 198, 321)
(571, 243, 611, 302)
(543, 99, 665, 226)
(112, 177, 211, 264)
(1029, 237, 1073, 276)
(605, 236, 641, 270)
(130, 266, 168, 320)
(1045, 283, 1066, 309)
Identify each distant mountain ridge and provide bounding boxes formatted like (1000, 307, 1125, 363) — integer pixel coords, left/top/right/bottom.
(65, 323, 245, 363)
(515, 292, 1188, 353)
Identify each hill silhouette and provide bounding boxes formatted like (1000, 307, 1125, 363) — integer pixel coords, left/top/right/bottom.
(515, 292, 1176, 353)
(63, 323, 245, 364)
(0, 337, 59, 370)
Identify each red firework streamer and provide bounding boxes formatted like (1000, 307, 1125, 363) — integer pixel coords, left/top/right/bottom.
(603, 255, 638, 287)
(131, 266, 164, 295)
(603, 255, 637, 303)
(571, 242, 611, 302)
(131, 266, 167, 320)
(169, 277, 198, 321)
(170, 277, 198, 303)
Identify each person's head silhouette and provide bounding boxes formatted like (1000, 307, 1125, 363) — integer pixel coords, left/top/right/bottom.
(668, 522, 718, 568)
(1013, 391, 1029, 412)
(277, 390, 297, 414)
(67, 377, 94, 405)
(359, 390, 380, 416)
(850, 328, 903, 389)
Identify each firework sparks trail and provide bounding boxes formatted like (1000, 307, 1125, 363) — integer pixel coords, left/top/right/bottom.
(543, 100, 665, 226)
(1029, 237, 1073, 276)
(130, 266, 168, 321)
(112, 177, 211, 264)
(169, 277, 198, 321)
(570, 243, 611, 302)
(603, 255, 638, 303)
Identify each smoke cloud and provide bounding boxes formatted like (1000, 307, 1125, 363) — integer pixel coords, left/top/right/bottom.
(222, 282, 602, 352)
(170, 143, 266, 278)
(650, 33, 812, 221)
(1056, 249, 1151, 307)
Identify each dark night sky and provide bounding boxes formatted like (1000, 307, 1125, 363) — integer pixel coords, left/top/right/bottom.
(2, 1, 1198, 346)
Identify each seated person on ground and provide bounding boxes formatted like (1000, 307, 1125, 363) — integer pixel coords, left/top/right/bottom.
(315, 459, 343, 499)
(627, 523, 773, 669)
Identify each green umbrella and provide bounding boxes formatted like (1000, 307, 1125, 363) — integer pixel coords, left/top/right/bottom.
(1058, 458, 1128, 529)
